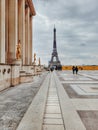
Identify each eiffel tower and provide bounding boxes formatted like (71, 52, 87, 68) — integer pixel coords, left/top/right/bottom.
(48, 26, 62, 70)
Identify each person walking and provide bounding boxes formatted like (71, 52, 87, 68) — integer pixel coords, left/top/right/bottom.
(75, 66, 78, 74)
(72, 66, 75, 74)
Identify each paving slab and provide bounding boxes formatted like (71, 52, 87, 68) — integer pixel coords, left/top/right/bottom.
(43, 118, 63, 124)
(45, 106, 61, 113)
(43, 125, 64, 130)
(71, 84, 98, 95)
(44, 113, 62, 118)
(46, 102, 59, 105)
(78, 111, 98, 130)
(63, 83, 98, 99)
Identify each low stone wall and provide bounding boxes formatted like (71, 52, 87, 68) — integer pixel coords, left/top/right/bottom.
(0, 64, 43, 91)
(0, 64, 20, 91)
(0, 64, 11, 91)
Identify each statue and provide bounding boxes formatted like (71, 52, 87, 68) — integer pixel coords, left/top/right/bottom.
(16, 40, 21, 59)
(39, 57, 41, 66)
(34, 53, 36, 64)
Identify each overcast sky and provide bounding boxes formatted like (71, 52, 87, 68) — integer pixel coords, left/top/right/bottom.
(33, 0, 98, 66)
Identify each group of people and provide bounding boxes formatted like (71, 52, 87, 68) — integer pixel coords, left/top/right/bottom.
(72, 66, 78, 74)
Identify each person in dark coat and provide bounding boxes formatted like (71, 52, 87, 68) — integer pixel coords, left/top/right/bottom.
(72, 66, 75, 74)
(50, 67, 54, 72)
(75, 66, 78, 74)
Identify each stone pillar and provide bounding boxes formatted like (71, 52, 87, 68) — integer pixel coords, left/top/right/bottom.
(8, 0, 18, 64)
(18, 0, 25, 65)
(5, 0, 9, 63)
(30, 16, 33, 65)
(28, 15, 32, 65)
(25, 7, 30, 65)
(0, 0, 5, 63)
(28, 15, 31, 65)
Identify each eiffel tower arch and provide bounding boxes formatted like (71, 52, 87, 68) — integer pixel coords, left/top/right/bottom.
(48, 26, 62, 70)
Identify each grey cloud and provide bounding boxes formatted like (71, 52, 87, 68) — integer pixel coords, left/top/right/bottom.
(80, 43, 86, 46)
(33, 0, 98, 65)
(34, 0, 98, 22)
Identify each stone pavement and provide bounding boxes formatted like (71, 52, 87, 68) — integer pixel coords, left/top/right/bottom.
(17, 70, 98, 130)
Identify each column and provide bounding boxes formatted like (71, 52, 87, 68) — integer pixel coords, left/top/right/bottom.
(25, 6, 30, 65)
(8, 0, 18, 63)
(0, 0, 5, 63)
(28, 15, 32, 65)
(29, 16, 33, 65)
(5, 0, 9, 63)
(18, 0, 25, 65)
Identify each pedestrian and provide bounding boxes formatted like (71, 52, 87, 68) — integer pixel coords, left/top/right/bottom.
(75, 66, 78, 74)
(50, 67, 54, 72)
(72, 66, 75, 74)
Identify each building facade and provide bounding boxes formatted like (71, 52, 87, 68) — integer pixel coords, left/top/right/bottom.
(0, 0, 36, 91)
(0, 0, 36, 64)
